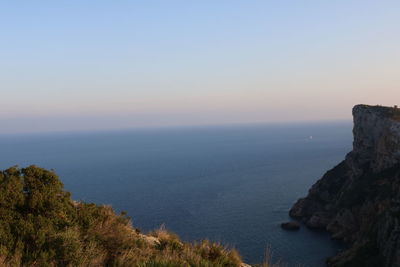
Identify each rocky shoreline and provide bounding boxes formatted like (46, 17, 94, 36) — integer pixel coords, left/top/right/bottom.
(290, 105, 400, 266)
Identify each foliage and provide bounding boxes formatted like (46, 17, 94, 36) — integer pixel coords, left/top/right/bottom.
(0, 165, 243, 267)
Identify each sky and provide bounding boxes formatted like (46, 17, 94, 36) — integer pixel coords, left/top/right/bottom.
(1, 1, 399, 133)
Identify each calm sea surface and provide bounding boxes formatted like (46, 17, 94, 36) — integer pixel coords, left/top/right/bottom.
(0, 122, 352, 266)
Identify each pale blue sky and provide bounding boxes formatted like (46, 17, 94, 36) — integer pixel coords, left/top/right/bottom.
(1, 1, 399, 133)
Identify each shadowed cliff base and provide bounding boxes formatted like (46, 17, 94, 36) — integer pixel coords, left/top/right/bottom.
(290, 104, 400, 267)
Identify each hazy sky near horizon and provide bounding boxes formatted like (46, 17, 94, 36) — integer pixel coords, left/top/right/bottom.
(1, 1, 399, 133)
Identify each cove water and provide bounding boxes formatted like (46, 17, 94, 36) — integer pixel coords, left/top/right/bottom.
(0, 122, 352, 266)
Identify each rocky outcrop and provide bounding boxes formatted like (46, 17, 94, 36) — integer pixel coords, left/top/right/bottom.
(281, 221, 301, 231)
(290, 105, 400, 267)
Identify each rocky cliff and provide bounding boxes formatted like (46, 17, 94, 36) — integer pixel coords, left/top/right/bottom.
(290, 104, 400, 267)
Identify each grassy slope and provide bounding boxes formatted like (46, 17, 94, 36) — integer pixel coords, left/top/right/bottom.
(0, 165, 244, 267)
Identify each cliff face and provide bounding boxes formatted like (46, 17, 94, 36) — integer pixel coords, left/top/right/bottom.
(290, 105, 400, 267)
(352, 105, 400, 171)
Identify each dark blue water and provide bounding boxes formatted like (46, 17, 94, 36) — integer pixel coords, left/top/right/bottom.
(0, 122, 352, 266)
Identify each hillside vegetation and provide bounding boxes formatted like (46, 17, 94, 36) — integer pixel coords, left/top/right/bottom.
(0, 165, 245, 267)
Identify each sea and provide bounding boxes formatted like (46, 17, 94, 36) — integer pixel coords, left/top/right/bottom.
(0, 122, 353, 266)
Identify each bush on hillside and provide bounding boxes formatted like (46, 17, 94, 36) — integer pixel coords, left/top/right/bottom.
(0, 165, 242, 267)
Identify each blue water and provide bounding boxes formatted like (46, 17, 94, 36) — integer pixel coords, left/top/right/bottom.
(0, 122, 352, 266)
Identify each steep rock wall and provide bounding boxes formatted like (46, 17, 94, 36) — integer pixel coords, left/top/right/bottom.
(290, 105, 400, 267)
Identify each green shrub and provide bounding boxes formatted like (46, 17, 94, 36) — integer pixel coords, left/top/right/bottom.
(0, 165, 244, 267)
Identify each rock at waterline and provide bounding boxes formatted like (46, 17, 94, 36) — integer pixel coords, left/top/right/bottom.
(281, 221, 300, 231)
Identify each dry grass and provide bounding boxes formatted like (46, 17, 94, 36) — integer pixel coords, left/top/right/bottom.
(0, 201, 245, 267)
(0, 166, 289, 267)
(69, 204, 243, 266)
